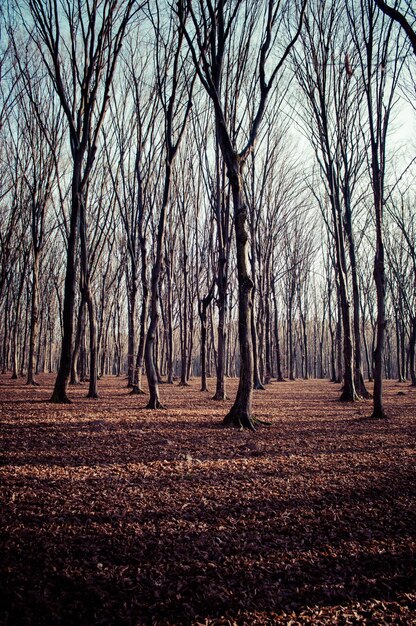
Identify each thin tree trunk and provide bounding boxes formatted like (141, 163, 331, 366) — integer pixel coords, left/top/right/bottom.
(272, 281, 284, 381)
(199, 283, 214, 392)
(409, 317, 416, 386)
(70, 297, 85, 385)
(371, 166, 387, 418)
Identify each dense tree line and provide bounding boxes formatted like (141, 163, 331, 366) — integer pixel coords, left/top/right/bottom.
(0, 0, 415, 426)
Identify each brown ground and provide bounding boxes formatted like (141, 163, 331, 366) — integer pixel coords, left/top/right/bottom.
(0, 374, 415, 625)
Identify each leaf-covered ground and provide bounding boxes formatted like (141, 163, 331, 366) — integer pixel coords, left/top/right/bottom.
(1, 374, 415, 625)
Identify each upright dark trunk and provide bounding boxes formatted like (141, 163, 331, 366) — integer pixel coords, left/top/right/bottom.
(300, 309, 308, 380)
(319, 304, 326, 378)
(126, 269, 137, 387)
(199, 284, 214, 392)
(264, 287, 272, 383)
(288, 296, 295, 381)
(344, 198, 370, 397)
(370, 157, 387, 418)
(372, 240, 386, 416)
(361, 298, 373, 381)
(212, 132, 229, 400)
(187, 299, 194, 381)
(250, 222, 264, 390)
(179, 239, 189, 386)
(144, 153, 172, 408)
(80, 197, 98, 399)
(400, 318, 406, 381)
(85, 290, 98, 398)
(409, 316, 416, 386)
(272, 281, 284, 381)
(70, 297, 85, 384)
(338, 273, 357, 401)
(165, 251, 174, 384)
(12, 261, 27, 379)
(131, 285, 148, 394)
(213, 269, 227, 399)
(27, 253, 40, 385)
(2, 290, 10, 373)
(223, 161, 255, 429)
(251, 301, 265, 389)
(50, 161, 82, 403)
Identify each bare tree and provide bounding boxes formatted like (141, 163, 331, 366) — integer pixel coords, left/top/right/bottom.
(143, 6, 194, 409)
(179, 0, 306, 429)
(348, 0, 407, 417)
(23, 0, 138, 402)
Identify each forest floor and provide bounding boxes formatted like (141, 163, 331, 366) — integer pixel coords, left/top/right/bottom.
(0, 374, 415, 625)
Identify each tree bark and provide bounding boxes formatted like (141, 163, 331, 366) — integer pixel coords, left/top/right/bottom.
(409, 317, 416, 386)
(50, 163, 81, 403)
(223, 161, 255, 429)
(199, 283, 214, 392)
(26, 252, 40, 385)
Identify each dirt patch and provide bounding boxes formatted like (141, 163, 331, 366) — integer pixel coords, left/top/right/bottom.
(1, 374, 415, 625)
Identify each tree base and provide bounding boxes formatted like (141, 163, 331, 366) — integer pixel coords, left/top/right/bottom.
(212, 391, 228, 400)
(145, 399, 166, 409)
(130, 385, 146, 395)
(276, 377, 286, 382)
(223, 411, 256, 431)
(340, 386, 359, 402)
(357, 388, 372, 400)
(355, 374, 371, 399)
(253, 381, 266, 390)
(369, 408, 388, 419)
(368, 411, 389, 420)
(27, 379, 40, 387)
(86, 392, 99, 399)
(50, 392, 72, 404)
(223, 408, 271, 431)
(178, 381, 190, 387)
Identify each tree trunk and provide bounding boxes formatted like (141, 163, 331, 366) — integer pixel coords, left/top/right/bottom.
(27, 253, 40, 385)
(131, 284, 148, 395)
(338, 273, 357, 401)
(409, 317, 416, 386)
(371, 244, 387, 416)
(126, 268, 137, 387)
(70, 297, 85, 384)
(165, 253, 174, 384)
(144, 149, 172, 408)
(85, 288, 98, 398)
(264, 288, 272, 383)
(12, 264, 26, 379)
(370, 158, 387, 418)
(288, 297, 295, 381)
(179, 242, 189, 386)
(213, 275, 227, 399)
(79, 196, 98, 399)
(344, 203, 370, 397)
(50, 162, 82, 403)
(251, 302, 265, 389)
(223, 162, 255, 429)
(199, 284, 214, 392)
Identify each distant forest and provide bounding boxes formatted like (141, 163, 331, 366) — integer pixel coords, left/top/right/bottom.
(0, 0, 415, 426)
